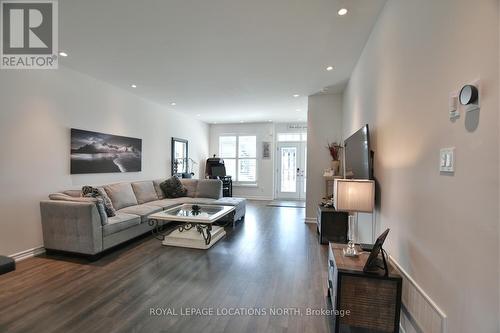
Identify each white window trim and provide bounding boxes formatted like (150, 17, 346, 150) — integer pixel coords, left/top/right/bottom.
(277, 132, 307, 142)
(218, 134, 258, 185)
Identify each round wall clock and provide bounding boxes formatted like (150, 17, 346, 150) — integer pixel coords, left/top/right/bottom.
(459, 85, 478, 105)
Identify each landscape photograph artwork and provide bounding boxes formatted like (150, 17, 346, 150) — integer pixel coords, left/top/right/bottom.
(70, 129, 142, 174)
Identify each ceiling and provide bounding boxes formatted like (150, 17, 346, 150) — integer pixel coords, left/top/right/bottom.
(59, 0, 386, 123)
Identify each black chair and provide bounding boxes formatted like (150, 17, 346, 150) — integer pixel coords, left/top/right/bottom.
(205, 156, 232, 197)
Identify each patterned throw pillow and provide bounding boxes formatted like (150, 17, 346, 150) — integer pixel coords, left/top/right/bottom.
(93, 197, 109, 225)
(82, 186, 116, 217)
(160, 176, 187, 198)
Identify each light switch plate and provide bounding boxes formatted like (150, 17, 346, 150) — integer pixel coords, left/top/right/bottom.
(440, 148, 455, 173)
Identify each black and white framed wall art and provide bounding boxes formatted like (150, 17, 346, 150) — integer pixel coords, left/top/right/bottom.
(262, 141, 271, 159)
(70, 129, 142, 174)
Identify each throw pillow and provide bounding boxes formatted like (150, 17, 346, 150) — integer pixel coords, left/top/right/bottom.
(82, 186, 116, 218)
(160, 176, 187, 198)
(93, 197, 109, 226)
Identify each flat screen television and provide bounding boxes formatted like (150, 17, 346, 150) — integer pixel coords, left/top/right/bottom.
(344, 124, 372, 179)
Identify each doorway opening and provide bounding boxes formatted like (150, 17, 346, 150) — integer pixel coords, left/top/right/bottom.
(275, 132, 307, 201)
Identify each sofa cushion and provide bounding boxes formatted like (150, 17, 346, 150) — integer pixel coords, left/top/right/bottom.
(103, 183, 138, 210)
(62, 190, 82, 197)
(179, 197, 218, 205)
(103, 212, 141, 236)
(180, 179, 198, 197)
(160, 176, 187, 198)
(49, 193, 97, 203)
(153, 179, 166, 199)
(148, 198, 184, 210)
(118, 204, 163, 223)
(196, 179, 223, 199)
(131, 181, 158, 204)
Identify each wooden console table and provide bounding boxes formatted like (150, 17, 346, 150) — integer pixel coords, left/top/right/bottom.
(327, 243, 402, 333)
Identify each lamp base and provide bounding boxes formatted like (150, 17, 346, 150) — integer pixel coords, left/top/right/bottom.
(343, 241, 359, 257)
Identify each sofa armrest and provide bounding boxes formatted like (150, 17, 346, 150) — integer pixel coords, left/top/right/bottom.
(40, 200, 103, 255)
(196, 179, 223, 199)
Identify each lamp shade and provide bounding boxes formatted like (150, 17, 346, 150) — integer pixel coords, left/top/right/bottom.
(333, 179, 375, 213)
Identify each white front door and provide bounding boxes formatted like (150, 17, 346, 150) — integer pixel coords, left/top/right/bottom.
(276, 142, 307, 200)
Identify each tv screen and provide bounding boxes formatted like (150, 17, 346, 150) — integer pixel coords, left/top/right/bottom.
(344, 124, 372, 179)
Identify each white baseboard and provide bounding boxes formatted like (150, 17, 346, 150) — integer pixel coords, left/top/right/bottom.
(304, 217, 316, 224)
(9, 246, 45, 262)
(389, 255, 447, 333)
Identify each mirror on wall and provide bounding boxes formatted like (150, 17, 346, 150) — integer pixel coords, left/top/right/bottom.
(171, 137, 188, 176)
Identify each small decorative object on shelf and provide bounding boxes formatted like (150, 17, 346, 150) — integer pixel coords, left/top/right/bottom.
(326, 142, 343, 175)
(323, 174, 342, 199)
(191, 204, 201, 215)
(323, 168, 334, 177)
(320, 197, 335, 208)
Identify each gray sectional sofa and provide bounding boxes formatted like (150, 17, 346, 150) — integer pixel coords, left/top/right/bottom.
(40, 179, 246, 256)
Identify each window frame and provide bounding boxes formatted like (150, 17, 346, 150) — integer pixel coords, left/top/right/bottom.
(277, 132, 307, 142)
(218, 134, 258, 185)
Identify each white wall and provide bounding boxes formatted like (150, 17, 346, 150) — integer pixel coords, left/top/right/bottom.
(209, 123, 275, 200)
(342, 0, 499, 332)
(306, 94, 343, 220)
(0, 67, 209, 256)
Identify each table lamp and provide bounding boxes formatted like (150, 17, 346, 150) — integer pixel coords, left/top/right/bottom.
(333, 179, 375, 257)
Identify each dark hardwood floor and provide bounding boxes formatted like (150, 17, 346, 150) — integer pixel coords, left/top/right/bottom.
(0, 201, 332, 333)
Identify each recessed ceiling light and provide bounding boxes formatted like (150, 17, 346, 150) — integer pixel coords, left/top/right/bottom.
(293, 94, 300, 98)
(338, 8, 348, 16)
(213, 122, 217, 124)
(240, 120, 245, 123)
(58, 51, 68, 57)
(268, 120, 273, 122)
(131, 84, 137, 88)
(326, 66, 334, 71)
(296, 109, 301, 112)
(196, 114, 201, 117)
(171, 102, 177, 106)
